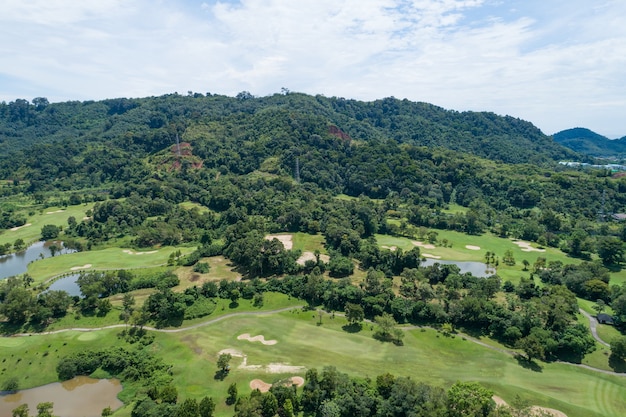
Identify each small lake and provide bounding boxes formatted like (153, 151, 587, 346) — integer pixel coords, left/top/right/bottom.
(47, 274, 82, 297)
(421, 258, 495, 278)
(0, 241, 75, 280)
(0, 376, 123, 417)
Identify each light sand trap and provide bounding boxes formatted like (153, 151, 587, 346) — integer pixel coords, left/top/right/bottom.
(492, 396, 567, 417)
(237, 333, 278, 345)
(265, 234, 293, 250)
(465, 245, 481, 250)
(122, 249, 158, 255)
(10, 223, 31, 231)
(218, 348, 244, 357)
(82, 216, 92, 221)
(219, 348, 305, 373)
(422, 253, 441, 259)
(46, 210, 65, 214)
(249, 376, 304, 393)
(70, 264, 92, 271)
(411, 240, 435, 249)
(381, 245, 398, 251)
(296, 251, 330, 266)
(250, 379, 272, 392)
(512, 241, 546, 252)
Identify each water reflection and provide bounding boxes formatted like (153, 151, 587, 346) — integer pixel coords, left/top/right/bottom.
(0, 241, 75, 280)
(0, 376, 122, 417)
(47, 274, 82, 297)
(421, 258, 495, 278)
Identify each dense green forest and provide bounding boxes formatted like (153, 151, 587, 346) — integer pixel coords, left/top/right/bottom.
(2, 92, 626, 417)
(554, 127, 626, 158)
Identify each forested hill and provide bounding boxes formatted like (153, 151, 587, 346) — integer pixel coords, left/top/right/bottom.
(554, 127, 626, 157)
(0, 92, 578, 167)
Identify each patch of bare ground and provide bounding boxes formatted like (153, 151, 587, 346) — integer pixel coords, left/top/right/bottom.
(422, 253, 441, 259)
(237, 333, 278, 345)
(512, 240, 546, 252)
(10, 223, 31, 231)
(296, 251, 330, 266)
(265, 234, 293, 250)
(250, 376, 305, 393)
(411, 240, 435, 249)
(492, 396, 567, 417)
(465, 245, 481, 250)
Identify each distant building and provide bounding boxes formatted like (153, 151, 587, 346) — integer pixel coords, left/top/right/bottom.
(611, 213, 626, 221)
(597, 313, 614, 325)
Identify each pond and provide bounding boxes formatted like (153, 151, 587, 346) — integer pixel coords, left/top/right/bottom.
(421, 258, 495, 278)
(0, 376, 123, 417)
(0, 241, 75, 280)
(47, 273, 82, 297)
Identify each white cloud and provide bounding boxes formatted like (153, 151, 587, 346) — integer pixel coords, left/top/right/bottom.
(0, 0, 624, 136)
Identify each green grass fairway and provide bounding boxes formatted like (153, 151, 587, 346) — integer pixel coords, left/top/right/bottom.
(374, 231, 607, 285)
(27, 246, 195, 284)
(2, 307, 624, 417)
(0, 203, 94, 247)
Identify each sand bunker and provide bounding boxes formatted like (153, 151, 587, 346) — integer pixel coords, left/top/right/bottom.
(122, 249, 158, 255)
(512, 241, 546, 252)
(10, 223, 31, 231)
(265, 234, 293, 250)
(237, 333, 278, 345)
(218, 348, 244, 357)
(381, 245, 398, 251)
(465, 245, 481, 250)
(411, 240, 435, 249)
(250, 376, 304, 393)
(219, 348, 305, 373)
(46, 210, 65, 214)
(422, 253, 441, 259)
(296, 251, 330, 266)
(70, 264, 92, 271)
(492, 396, 567, 417)
(250, 379, 272, 392)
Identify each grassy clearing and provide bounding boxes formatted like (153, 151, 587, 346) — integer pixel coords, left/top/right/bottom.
(27, 246, 195, 284)
(0, 203, 94, 247)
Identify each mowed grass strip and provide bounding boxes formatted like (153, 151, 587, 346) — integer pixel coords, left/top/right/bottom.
(160, 310, 625, 417)
(27, 246, 195, 284)
(0, 203, 94, 246)
(2, 307, 625, 417)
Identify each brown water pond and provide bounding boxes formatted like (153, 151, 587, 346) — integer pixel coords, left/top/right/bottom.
(0, 376, 122, 417)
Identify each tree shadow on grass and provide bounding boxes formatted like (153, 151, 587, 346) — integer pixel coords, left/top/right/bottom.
(214, 369, 229, 381)
(608, 354, 626, 373)
(342, 323, 362, 333)
(515, 354, 543, 372)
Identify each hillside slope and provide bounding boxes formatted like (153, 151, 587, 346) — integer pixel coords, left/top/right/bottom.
(554, 127, 626, 157)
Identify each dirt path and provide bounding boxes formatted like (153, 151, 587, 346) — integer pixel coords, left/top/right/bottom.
(10, 306, 303, 337)
(579, 308, 610, 347)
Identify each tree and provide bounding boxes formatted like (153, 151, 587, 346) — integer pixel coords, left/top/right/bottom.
(598, 236, 624, 265)
(176, 398, 199, 417)
(373, 312, 404, 344)
(41, 224, 60, 240)
(344, 302, 364, 325)
(502, 249, 516, 266)
(517, 334, 545, 362)
(261, 392, 279, 417)
(610, 336, 626, 361)
(12, 404, 29, 417)
(592, 299, 606, 315)
(13, 238, 25, 251)
(101, 407, 113, 417)
(161, 385, 178, 404)
(217, 353, 232, 372)
(36, 402, 55, 417)
(447, 381, 494, 417)
(227, 383, 238, 405)
(199, 396, 216, 417)
(3, 376, 19, 392)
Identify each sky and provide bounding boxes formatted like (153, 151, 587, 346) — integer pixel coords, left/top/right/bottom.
(1, 0, 625, 137)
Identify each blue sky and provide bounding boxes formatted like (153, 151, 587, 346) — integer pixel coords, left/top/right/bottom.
(1, 0, 625, 137)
